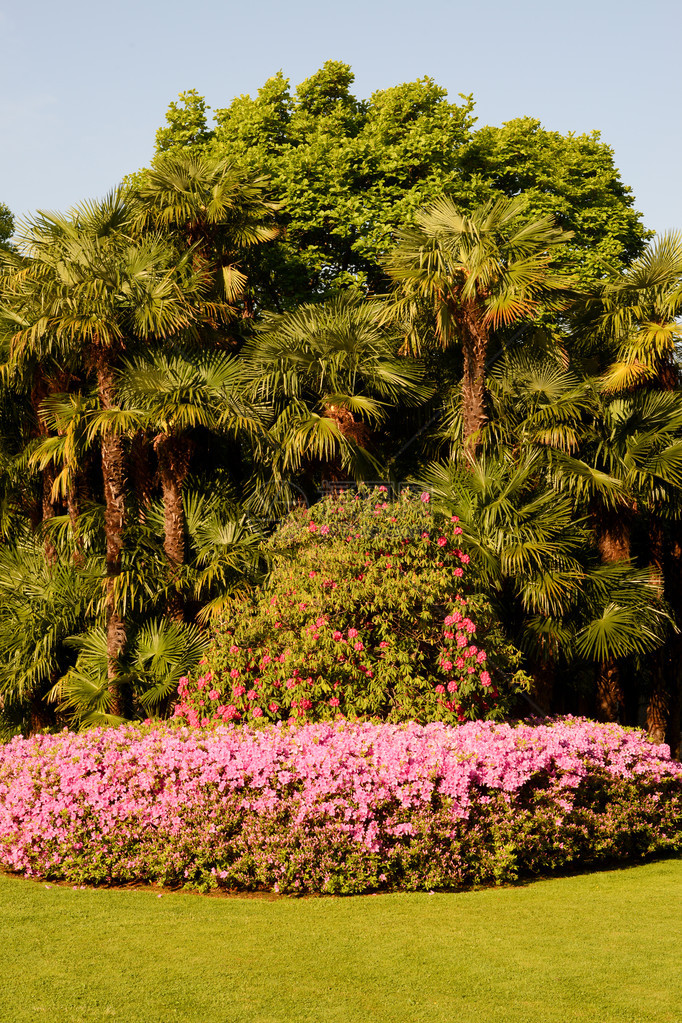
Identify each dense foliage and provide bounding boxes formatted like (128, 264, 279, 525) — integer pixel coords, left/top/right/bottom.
(151, 62, 648, 301)
(1, 718, 679, 894)
(0, 63, 680, 753)
(174, 489, 528, 727)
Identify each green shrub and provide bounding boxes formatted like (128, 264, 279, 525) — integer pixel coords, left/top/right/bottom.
(174, 488, 529, 726)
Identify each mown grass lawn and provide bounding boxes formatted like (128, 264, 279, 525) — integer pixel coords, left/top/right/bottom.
(1, 859, 680, 1023)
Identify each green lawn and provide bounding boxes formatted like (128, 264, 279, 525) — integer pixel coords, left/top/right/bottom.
(1, 860, 680, 1023)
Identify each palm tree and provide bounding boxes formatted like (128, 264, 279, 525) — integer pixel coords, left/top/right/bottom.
(587, 234, 682, 744)
(420, 451, 668, 714)
(131, 152, 279, 315)
(115, 348, 265, 618)
(244, 291, 429, 497)
(384, 195, 571, 452)
(475, 350, 682, 726)
(6, 194, 206, 712)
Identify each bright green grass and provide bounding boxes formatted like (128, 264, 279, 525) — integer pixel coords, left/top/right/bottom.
(1, 860, 680, 1023)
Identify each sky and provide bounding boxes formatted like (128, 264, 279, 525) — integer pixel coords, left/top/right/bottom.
(1, 0, 680, 237)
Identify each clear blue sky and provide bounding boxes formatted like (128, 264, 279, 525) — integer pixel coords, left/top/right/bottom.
(2, 0, 680, 236)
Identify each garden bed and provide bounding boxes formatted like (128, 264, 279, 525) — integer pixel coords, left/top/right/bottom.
(0, 718, 680, 895)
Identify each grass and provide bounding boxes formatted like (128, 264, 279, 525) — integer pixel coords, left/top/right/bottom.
(0, 859, 680, 1023)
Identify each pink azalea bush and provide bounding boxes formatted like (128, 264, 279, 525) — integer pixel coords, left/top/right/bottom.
(174, 489, 529, 727)
(0, 717, 680, 894)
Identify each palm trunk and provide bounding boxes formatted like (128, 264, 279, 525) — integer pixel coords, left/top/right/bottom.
(155, 433, 191, 622)
(594, 506, 632, 722)
(41, 462, 58, 565)
(130, 431, 155, 523)
(647, 520, 669, 743)
(459, 301, 489, 455)
(64, 457, 85, 567)
(95, 353, 127, 717)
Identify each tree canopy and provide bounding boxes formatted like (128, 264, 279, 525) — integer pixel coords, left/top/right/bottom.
(150, 63, 648, 303)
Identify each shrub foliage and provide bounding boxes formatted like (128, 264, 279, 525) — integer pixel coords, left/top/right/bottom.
(0, 718, 679, 894)
(173, 489, 529, 727)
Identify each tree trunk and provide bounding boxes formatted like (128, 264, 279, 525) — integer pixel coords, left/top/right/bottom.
(65, 460, 85, 567)
(596, 661, 624, 722)
(593, 506, 632, 721)
(41, 462, 58, 565)
(29, 690, 55, 735)
(646, 520, 669, 743)
(155, 432, 192, 622)
(130, 431, 155, 523)
(95, 353, 127, 717)
(459, 301, 489, 455)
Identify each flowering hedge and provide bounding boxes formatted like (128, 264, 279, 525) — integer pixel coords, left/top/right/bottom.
(1, 718, 680, 894)
(174, 489, 529, 727)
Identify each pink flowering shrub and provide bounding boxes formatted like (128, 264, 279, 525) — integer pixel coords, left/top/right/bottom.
(175, 489, 528, 727)
(0, 718, 679, 894)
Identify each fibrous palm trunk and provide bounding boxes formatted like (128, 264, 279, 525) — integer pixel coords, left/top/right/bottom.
(459, 300, 489, 455)
(155, 432, 192, 622)
(594, 507, 631, 722)
(94, 352, 127, 717)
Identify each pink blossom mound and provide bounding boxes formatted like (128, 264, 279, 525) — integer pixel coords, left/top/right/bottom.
(0, 718, 680, 895)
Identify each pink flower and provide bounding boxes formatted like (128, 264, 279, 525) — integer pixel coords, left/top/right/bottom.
(456, 634, 467, 648)
(315, 617, 326, 627)
(459, 553, 470, 564)
(333, 631, 343, 641)
(454, 526, 463, 536)
(320, 524, 330, 535)
(441, 660, 453, 671)
(437, 537, 447, 547)
(454, 567, 464, 577)
(229, 645, 239, 654)
(247, 690, 257, 700)
(420, 492, 430, 503)
(455, 657, 465, 669)
(354, 642, 364, 652)
(434, 684, 446, 694)
(308, 522, 318, 532)
(451, 515, 460, 522)
(268, 702, 279, 712)
(348, 628, 358, 639)
(329, 697, 340, 707)
(447, 681, 458, 693)
(480, 671, 491, 687)
(233, 685, 246, 697)
(252, 707, 263, 717)
(379, 641, 389, 649)
(208, 690, 220, 701)
(230, 668, 239, 678)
